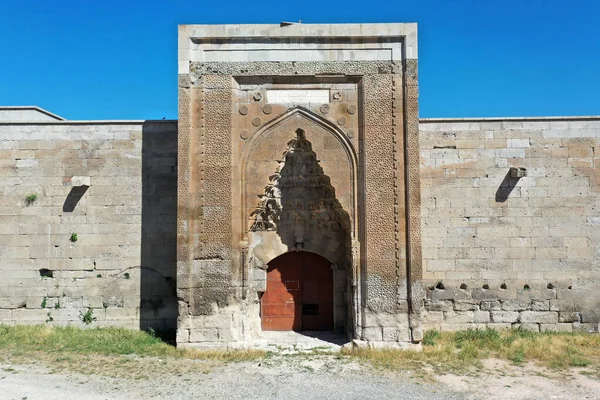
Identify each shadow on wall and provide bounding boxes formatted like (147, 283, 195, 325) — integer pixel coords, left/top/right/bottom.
(140, 121, 178, 342)
(495, 170, 520, 202)
(251, 128, 352, 266)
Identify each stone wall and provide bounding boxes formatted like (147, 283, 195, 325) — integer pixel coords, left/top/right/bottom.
(0, 120, 178, 331)
(419, 117, 600, 332)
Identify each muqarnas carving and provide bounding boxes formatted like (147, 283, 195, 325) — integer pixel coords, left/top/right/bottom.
(250, 128, 350, 242)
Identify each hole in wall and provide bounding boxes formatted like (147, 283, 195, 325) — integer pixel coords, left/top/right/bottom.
(460, 283, 468, 290)
(39, 269, 53, 278)
(435, 282, 445, 290)
(524, 284, 530, 290)
(500, 283, 507, 290)
(547, 283, 554, 289)
(482, 284, 489, 289)
(568, 285, 572, 290)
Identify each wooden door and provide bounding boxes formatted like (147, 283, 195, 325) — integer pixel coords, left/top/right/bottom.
(261, 252, 333, 331)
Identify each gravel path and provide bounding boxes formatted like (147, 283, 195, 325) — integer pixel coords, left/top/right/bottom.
(0, 355, 466, 400)
(3, 354, 599, 399)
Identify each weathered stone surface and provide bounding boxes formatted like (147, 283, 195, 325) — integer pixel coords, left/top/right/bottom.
(0, 120, 178, 330)
(558, 311, 581, 323)
(540, 323, 573, 332)
(454, 301, 479, 311)
(420, 116, 600, 334)
(512, 323, 540, 332)
(481, 300, 502, 311)
(491, 311, 519, 323)
(444, 310, 474, 324)
(531, 300, 550, 311)
(425, 300, 453, 312)
(519, 311, 558, 324)
(501, 300, 530, 311)
(474, 311, 490, 323)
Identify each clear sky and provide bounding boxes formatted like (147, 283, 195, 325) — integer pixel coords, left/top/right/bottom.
(0, 0, 598, 120)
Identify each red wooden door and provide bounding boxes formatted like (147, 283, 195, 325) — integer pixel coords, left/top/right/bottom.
(261, 252, 333, 331)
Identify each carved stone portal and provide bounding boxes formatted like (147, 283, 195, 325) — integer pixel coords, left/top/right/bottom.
(177, 23, 420, 348)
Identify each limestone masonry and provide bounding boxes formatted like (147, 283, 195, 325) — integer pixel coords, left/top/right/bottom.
(0, 23, 598, 347)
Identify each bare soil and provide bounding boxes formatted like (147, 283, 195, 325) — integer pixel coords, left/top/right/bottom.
(1, 354, 599, 400)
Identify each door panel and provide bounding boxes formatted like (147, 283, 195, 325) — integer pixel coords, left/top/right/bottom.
(261, 252, 333, 331)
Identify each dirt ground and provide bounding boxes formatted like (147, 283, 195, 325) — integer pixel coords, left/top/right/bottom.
(1, 354, 599, 400)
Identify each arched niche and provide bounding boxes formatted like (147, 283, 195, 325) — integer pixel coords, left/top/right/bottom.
(240, 107, 357, 270)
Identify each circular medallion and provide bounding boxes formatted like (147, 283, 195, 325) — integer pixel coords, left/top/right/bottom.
(252, 117, 262, 127)
(337, 116, 347, 126)
(240, 131, 249, 140)
(347, 105, 356, 115)
(262, 104, 272, 114)
(239, 105, 248, 115)
(332, 91, 342, 101)
(253, 92, 262, 102)
(320, 104, 330, 114)
(347, 130, 355, 139)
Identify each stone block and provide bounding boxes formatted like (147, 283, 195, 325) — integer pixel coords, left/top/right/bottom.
(480, 300, 502, 311)
(189, 328, 219, 342)
(501, 300, 530, 311)
(441, 323, 486, 332)
(444, 310, 474, 324)
(540, 323, 573, 332)
(474, 311, 490, 323)
(217, 327, 240, 341)
(519, 311, 558, 324)
(429, 289, 471, 301)
(454, 301, 479, 311)
(425, 300, 453, 312)
(491, 311, 519, 323)
(411, 327, 424, 342)
(0, 309, 12, 320)
(558, 311, 580, 323)
(486, 323, 511, 330)
(549, 299, 577, 312)
(517, 289, 556, 301)
(531, 300, 549, 311)
(11, 308, 48, 321)
(571, 322, 597, 333)
(362, 327, 383, 341)
(472, 289, 516, 301)
(383, 327, 411, 342)
(512, 323, 540, 332)
(421, 311, 444, 324)
(26, 296, 46, 309)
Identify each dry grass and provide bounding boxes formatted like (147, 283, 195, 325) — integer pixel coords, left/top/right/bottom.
(344, 329, 600, 375)
(0, 325, 264, 378)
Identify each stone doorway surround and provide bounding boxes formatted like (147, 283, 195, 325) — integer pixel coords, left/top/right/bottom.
(176, 23, 422, 349)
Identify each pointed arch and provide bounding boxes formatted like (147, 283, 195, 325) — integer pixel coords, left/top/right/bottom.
(239, 106, 359, 241)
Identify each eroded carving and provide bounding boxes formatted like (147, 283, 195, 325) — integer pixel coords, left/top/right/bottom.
(250, 128, 350, 237)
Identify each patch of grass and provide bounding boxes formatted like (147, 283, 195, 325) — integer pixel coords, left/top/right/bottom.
(344, 329, 600, 374)
(422, 329, 440, 346)
(25, 193, 38, 205)
(80, 308, 96, 325)
(70, 233, 78, 243)
(0, 325, 265, 361)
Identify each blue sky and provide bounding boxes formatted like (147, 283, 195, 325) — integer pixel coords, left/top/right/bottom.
(0, 0, 598, 120)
